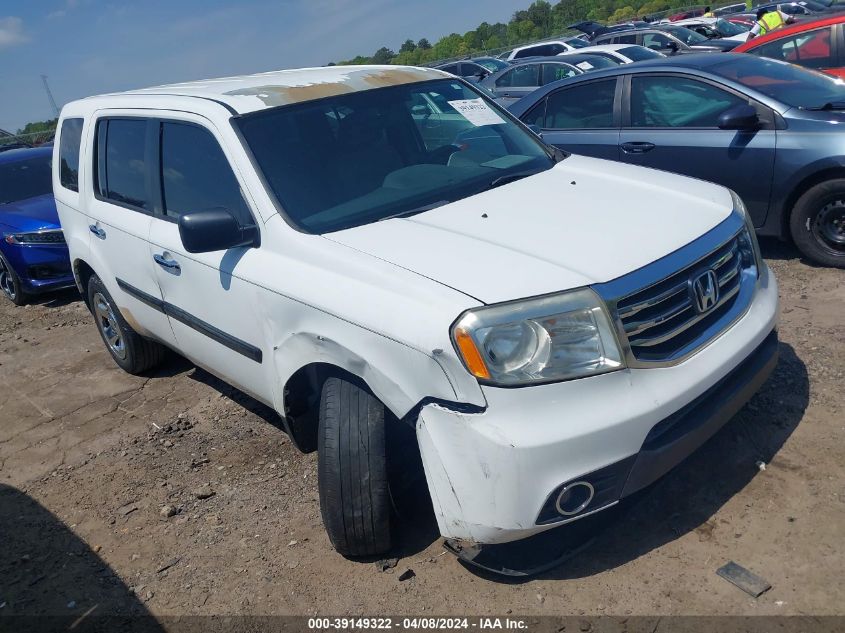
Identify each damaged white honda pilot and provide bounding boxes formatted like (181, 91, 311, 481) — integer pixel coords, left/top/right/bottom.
(54, 66, 779, 563)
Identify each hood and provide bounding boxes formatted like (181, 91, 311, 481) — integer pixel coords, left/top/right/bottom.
(326, 155, 733, 304)
(0, 194, 60, 232)
(692, 38, 738, 50)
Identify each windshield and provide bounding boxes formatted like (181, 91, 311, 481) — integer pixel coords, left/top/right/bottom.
(565, 37, 589, 48)
(714, 18, 748, 35)
(567, 55, 619, 69)
(474, 58, 510, 72)
(663, 26, 710, 45)
(709, 55, 845, 108)
(0, 155, 52, 205)
(618, 45, 665, 61)
(237, 79, 554, 234)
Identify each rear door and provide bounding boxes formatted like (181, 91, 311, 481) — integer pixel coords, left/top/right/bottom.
(618, 73, 776, 226)
(745, 24, 843, 76)
(86, 115, 176, 345)
(490, 64, 542, 105)
(520, 77, 621, 160)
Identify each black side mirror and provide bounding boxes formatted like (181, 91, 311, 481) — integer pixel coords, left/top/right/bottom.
(718, 104, 760, 130)
(666, 41, 680, 53)
(178, 208, 259, 254)
(527, 123, 543, 137)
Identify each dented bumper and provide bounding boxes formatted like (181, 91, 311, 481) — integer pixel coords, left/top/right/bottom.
(417, 267, 779, 545)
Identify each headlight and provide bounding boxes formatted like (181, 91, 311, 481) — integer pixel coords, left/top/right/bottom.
(452, 288, 625, 386)
(3, 229, 65, 245)
(729, 189, 761, 276)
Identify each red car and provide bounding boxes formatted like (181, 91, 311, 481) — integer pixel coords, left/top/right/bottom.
(733, 14, 845, 78)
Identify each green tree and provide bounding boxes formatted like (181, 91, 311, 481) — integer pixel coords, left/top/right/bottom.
(371, 47, 396, 64)
(399, 39, 417, 53)
(416, 38, 432, 49)
(17, 119, 57, 136)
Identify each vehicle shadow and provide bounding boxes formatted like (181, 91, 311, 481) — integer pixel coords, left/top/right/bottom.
(0, 484, 165, 629)
(27, 287, 82, 309)
(758, 236, 818, 266)
(463, 342, 808, 582)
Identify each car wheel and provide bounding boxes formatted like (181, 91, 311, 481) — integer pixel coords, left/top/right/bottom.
(790, 179, 845, 268)
(0, 252, 28, 306)
(317, 376, 392, 557)
(87, 274, 165, 374)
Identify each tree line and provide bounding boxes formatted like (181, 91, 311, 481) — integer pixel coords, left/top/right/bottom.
(334, 0, 710, 65)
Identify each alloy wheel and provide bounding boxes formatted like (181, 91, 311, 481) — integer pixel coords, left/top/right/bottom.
(93, 291, 127, 360)
(0, 257, 16, 301)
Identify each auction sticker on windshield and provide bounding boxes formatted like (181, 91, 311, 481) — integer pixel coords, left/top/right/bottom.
(447, 99, 505, 126)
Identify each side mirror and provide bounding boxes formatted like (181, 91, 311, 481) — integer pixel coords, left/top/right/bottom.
(178, 208, 259, 254)
(718, 104, 760, 130)
(666, 41, 680, 53)
(527, 123, 543, 137)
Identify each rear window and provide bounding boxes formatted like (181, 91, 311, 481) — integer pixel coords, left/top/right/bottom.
(0, 154, 52, 205)
(58, 118, 83, 192)
(618, 45, 665, 61)
(96, 119, 149, 210)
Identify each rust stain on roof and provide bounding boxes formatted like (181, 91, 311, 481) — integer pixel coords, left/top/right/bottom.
(224, 67, 440, 107)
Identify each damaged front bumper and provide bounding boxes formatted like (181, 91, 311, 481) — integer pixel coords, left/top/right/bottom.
(416, 266, 779, 552)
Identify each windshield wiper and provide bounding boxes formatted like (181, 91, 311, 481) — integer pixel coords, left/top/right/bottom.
(377, 200, 449, 222)
(803, 101, 845, 111)
(489, 169, 544, 189)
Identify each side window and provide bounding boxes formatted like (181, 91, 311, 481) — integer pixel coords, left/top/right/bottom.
(642, 33, 672, 50)
(58, 118, 83, 192)
(543, 79, 617, 129)
(522, 99, 547, 128)
(750, 27, 833, 69)
(496, 65, 540, 87)
(160, 122, 253, 225)
(439, 64, 458, 75)
(541, 63, 579, 85)
(613, 34, 638, 44)
(97, 119, 149, 210)
(631, 76, 747, 127)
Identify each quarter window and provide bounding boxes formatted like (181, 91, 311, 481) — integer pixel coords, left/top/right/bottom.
(542, 79, 617, 129)
(97, 119, 149, 210)
(631, 76, 747, 127)
(160, 122, 252, 224)
(58, 118, 83, 192)
(749, 27, 833, 70)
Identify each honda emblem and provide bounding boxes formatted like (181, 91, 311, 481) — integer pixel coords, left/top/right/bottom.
(690, 269, 719, 314)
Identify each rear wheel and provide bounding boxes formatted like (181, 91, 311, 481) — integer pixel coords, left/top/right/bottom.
(0, 252, 28, 306)
(87, 274, 165, 374)
(317, 376, 392, 557)
(790, 179, 845, 268)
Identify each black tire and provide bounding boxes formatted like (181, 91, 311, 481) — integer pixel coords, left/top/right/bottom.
(87, 275, 165, 374)
(789, 179, 845, 268)
(0, 251, 29, 306)
(317, 376, 392, 557)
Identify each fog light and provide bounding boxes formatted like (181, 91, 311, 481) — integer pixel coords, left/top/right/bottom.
(555, 481, 594, 516)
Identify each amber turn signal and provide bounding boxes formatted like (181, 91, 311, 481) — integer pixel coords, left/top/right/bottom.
(454, 327, 491, 380)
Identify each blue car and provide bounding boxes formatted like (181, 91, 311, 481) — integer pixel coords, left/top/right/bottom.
(0, 145, 74, 304)
(509, 53, 845, 267)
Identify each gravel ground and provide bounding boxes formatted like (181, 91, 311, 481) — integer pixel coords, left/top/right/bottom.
(0, 238, 843, 618)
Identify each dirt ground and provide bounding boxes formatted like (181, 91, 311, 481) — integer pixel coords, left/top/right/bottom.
(1, 238, 843, 619)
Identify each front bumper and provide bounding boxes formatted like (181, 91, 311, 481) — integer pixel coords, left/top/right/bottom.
(417, 265, 779, 545)
(2, 243, 74, 294)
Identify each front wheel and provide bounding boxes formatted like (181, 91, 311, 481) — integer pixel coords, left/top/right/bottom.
(87, 275, 165, 374)
(0, 252, 29, 306)
(790, 179, 845, 268)
(317, 376, 392, 557)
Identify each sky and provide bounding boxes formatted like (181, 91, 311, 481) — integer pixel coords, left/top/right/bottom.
(0, 0, 526, 133)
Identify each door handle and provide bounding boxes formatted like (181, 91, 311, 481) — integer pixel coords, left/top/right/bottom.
(89, 224, 106, 239)
(621, 141, 656, 154)
(153, 253, 181, 271)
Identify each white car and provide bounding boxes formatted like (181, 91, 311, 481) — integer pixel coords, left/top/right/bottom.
(507, 38, 592, 59)
(667, 17, 752, 42)
(558, 43, 667, 64)
(53, 65, 779, 566)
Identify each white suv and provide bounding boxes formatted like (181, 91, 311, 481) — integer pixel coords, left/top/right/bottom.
(53, 65, 779, 564)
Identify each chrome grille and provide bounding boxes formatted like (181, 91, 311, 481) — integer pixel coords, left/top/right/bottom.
(594, 213, 757, 367)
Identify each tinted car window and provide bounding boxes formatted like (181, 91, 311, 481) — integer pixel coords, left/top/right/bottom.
(496, 64, 541, 87)
(0, 154, 52, 204)
(643, 33, 675, 50)
(631, 76, 746, 127)
(618, 45, 665, 61)
(749, 27, 833, 69)
(161, 122, 252, 224)
(612, 34, 638, 44)
(566, 38, 589, 49)
(543, 79, 617, 128)
(709, 55, 845, 108)
(662, 26, 709, 45)
(99, 119, 148, 210)
(438, 64, 459, 75)
(58, 118, 83, 192)
(541, 63, 580, 84)
(237, 79, 552, 233)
